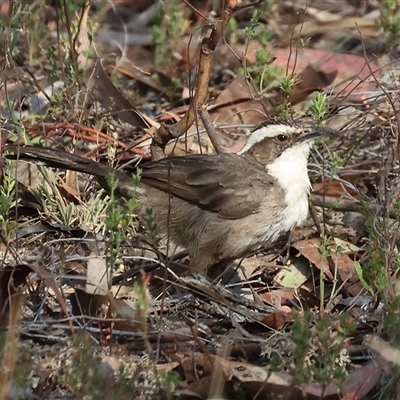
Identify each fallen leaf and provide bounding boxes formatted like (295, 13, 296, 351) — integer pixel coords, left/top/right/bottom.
(274, 255, 312, 288)
(86, 58, 151, 129)
(260, 289, 295, 308)
(86, 250, 110, 295)
(260, 311, 290, 329)
(288, 65, 338, 105)
(340, 361, 382, 399)
(271, 48, 380, 97)
(0, 265, 31, 327)
(292, 238, 364, 296)
(313, 179, 359, 197)
(211, 75, 268, 125)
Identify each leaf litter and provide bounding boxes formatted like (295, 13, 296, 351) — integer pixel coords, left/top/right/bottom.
(1, 0, 400, 398)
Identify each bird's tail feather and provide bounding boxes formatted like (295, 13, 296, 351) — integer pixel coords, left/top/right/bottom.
(5, 145, 137, 197)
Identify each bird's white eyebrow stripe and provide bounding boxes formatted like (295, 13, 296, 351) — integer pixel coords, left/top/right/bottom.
(238, 124, 299, 155)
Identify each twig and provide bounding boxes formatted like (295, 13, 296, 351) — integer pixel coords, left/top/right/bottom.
(312, 195, 398, 219)
(199, 107, 225, 154)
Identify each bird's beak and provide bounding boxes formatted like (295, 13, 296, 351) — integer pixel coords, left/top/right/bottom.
(297, 126, 337, 143)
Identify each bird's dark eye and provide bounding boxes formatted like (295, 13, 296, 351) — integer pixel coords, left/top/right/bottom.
(277, 134, 288, 142)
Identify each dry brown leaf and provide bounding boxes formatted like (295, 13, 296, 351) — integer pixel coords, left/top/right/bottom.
(156, 362, 180, 373)
(113, 57, 164, 93)
(178, 375, 214, 400)
(217, 358, 301, 399)
(28, 263, 74, 331)
(212, 63, 337, 124)
(211, 75, 267, 125)
(0, 265, 31, 327)
(58, 174, 81, 198)
(313, 179, 359, 198)
(86, 58, 151, 129)
(75, 3, 94, 71)
(305, 7, 342, 23)
(86, 254, 110, 295)
(287, 65, 337, 104)
(260, 311, 290, 329)
(11, 161, 48, 190)
(260, 289, 295, 308)
(70, 288, 109, 317)
(292, 238, 363, 296)
(64, 170, 80, 198)
(252, 360, 379, 399)
(271, 48, 380, 97)
(309, 361, 380, 399)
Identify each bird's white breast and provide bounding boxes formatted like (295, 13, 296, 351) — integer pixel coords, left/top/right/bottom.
(267, 142, 312, 231)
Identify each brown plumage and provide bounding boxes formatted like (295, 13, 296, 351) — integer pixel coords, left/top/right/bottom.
(5, 123, 334, 273)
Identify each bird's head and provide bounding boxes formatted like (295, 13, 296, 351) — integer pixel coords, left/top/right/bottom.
(238, 121, 336, 167)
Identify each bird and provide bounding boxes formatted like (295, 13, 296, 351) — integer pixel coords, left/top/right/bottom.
(5, 121, 335, 274)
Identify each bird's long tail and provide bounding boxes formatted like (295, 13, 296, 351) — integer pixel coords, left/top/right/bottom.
(4, 145, 137, 197)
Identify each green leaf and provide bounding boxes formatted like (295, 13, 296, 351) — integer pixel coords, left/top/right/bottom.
(354, 261, 375, 295)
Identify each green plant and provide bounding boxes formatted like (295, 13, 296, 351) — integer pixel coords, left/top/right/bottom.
(0, 175, 18, 262)
(1, 1, 95, 124)
(355, 200, 400, 352)
(68, 335, 108, 400)
(144, 207, 160, 245)
(239, 10, 283, 94)
(291, 311, 312, 383)
(357, 218, 391, 297)
(380, 0, 400, 44)
(0, 332, 32, 397)
(279, 75, 300, 118)
(345, 193, 400, 397)
(1, 2, 49, 65)
(158, 369, 180, 397)
(68, 332, 181, 399)
(330, 151, 345, 169)
(383, 299, 400, 340)
(291, 311, 352, 390)
(104, 172, 141, 268)
(279, 75, 299, 96)
(27, 166, 77, 227)
(152, 2, 188, 68)
(310, 92, 328, 124)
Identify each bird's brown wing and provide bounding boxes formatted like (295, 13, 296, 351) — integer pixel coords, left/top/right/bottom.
(140, 153, 276, 219)
(5, 145, 278, 219)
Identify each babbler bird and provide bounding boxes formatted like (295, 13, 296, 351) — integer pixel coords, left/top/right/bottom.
(5, 122, 334, 273)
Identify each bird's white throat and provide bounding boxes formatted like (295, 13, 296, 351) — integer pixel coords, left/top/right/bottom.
(267, 142, 312, 230)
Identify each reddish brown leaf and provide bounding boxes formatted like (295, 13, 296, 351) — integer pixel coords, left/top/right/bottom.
(288, 65, 338, 104)
(0, 265, 31, 327)
(303, 361, 381, 399)
(272, 48, 380, 98)
(260, 311, 290, 329)
(313, 180, 359, 198)
(292, 238, 363, 296)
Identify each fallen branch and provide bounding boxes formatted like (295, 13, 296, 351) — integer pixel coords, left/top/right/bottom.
(312, 195, 398, 219)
